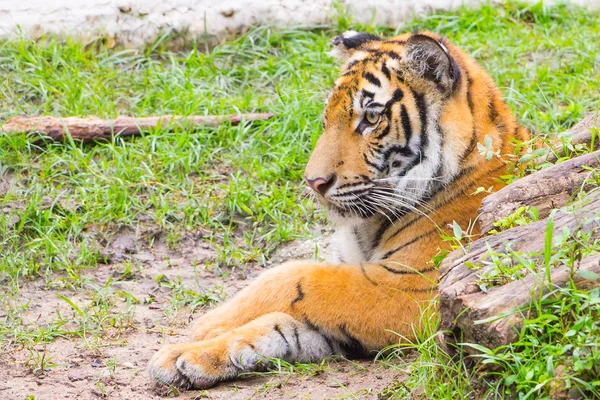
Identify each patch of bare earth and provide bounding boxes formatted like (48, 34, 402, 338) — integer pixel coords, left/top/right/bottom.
(0, 229, 405, 399)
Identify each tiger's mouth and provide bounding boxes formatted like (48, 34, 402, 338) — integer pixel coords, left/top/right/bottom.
(319, 181, 424, 220)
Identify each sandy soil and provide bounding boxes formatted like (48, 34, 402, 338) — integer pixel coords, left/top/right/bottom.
(0, 228, 407, 399)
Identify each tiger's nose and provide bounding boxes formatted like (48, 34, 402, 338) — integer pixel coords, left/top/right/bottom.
(305, 174, 336, 196)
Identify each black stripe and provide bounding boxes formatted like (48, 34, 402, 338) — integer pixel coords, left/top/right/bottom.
(273, 324, 291, 356)
(466, 73, 474, 112)
(379, 264, 437, 275)
(375, 125, 391, 140)
(381, 231, 435, 259)
(381, 145, 414, 166)
(415, 94, 429, 158)
(382, 212, 421, 243)
(360, 263, 378, 286)
(400, 105, 413, 145)
(364, 72, 381, 87)
(291, 282, 305, 306)
(345, 55, 384, 75)
(384, 105, 393, 121)
(488, 96, 498, 124)
(461, 71, 478, 163)
(369, 146, 381, 158)
(460, 131, 478, 163)
(362, 90, 375, 100)
(292, 326, 302, 353)
(274, 324, 289, 344)
(414, 91, 429, 156)
(363, 152, 385, 172)
(338, 180, 369, 190)
(371, 218, 393, 250)
(346, 60, 358, 69)
(304, 317, 335, 353)
(394, 89, 427, 178)
(338, 324, 367, 358)
(381, 63, 391, 80)
(385, 89, 404, 109)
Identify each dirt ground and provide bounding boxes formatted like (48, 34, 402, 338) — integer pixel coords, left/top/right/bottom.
(0, 229, 407, 400)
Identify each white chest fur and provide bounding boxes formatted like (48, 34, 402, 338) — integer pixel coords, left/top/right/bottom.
(329, 225, 369, 264)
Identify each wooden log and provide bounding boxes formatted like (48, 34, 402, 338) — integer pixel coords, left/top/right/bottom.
(0, 113, 275, 142)
(479, 150, 600, 235)
(540, 112, 600, 164)
(439, 193, 600, 352)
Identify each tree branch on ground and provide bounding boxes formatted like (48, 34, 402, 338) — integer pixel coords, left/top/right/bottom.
(0, 113, 275, 142)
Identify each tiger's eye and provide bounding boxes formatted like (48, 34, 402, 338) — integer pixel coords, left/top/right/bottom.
(366, 111, 380, 125)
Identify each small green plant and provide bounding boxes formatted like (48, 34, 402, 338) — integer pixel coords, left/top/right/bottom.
(156, 275, 225, 319)
(27, 346, 62, 376)
(487, 206, 539, 234)
(477, 135, 501, 161)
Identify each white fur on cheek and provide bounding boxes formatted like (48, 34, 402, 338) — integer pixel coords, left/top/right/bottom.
(396, 101, 445, 204)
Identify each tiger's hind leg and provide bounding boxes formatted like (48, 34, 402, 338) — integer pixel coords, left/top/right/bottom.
(148, 312, 337, 389)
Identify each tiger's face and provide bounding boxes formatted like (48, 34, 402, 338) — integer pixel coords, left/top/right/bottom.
(305, 31, 463, 223)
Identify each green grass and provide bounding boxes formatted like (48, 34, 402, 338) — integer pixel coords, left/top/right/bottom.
(1, 0, 599, 398)
(1, 2, 599, 276)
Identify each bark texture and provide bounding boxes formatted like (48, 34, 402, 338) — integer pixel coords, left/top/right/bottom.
(1, 114, 274, 142)
(479, 150, 600, 234)
(439, 193, 600, 352)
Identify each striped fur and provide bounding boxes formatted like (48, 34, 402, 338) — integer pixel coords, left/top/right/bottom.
(148, 31, 529, 389)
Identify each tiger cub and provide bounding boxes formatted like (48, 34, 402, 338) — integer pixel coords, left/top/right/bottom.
(148, 30, 528, 389)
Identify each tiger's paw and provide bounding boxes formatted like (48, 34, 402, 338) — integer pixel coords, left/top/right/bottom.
(147, 340, 236, 390)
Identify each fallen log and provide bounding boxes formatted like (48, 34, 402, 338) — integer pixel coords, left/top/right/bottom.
(539, 112, 600, 164)
(439, 193, 600, 352)
(479, 150, 600, 235)
(0, 113, 275, 142)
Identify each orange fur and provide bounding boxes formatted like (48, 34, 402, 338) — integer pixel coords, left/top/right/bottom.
(148, 31, 528, 390)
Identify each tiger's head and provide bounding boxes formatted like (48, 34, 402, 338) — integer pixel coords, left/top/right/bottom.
(305, 31, 479, 224)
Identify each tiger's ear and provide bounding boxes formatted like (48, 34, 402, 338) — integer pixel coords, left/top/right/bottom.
(331, 31, 382, 60)
(405, 34, 460, 97)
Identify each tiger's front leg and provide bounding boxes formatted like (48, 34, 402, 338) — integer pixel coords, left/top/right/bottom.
(148, 312, 337, 389)
(148, 261, 435, 388)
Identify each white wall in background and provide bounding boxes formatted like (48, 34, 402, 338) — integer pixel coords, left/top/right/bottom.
(1, 0, 598, 46)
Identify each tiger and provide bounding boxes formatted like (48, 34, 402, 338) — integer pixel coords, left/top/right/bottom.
(148, 30, 529, 390)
